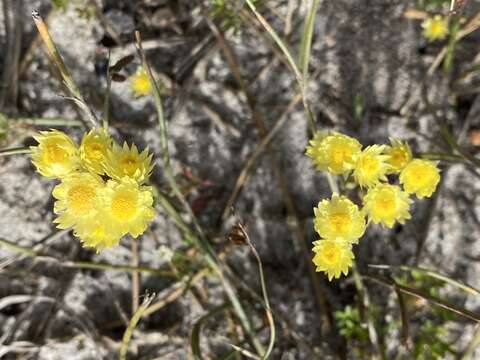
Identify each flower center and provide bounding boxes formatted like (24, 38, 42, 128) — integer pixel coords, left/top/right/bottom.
(331, 146, 350, 165)
(121, 156, 139, 176)
(44, 143, 68, 164)
(323, 245, 340, 265)
(430, 22, 443, 36)
(361, 155, 380, 175)
(67, 185, 95, 215)
(111, 193, 137, 221)
(133, 76, 150, 94)
(374, 193, 396, 215)
(329, 213, 350, 234)
(85, 142, 104, 161)
(390, 148, 407, 167)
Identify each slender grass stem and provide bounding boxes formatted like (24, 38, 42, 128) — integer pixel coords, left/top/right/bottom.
(0, 146, 31, 156)
(119, 293, 155, 360)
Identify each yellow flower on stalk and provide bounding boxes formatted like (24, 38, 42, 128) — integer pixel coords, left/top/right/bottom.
(104, 142, 154, 184)
(363, 184, 412, 228)
(306, 132, 362, 174)
(52, 172, 105, 236)
(80, 127, 112, 175)
(400, 159, 440, 199)
(353, 145, 391, 188)
(384, 138, 412, 173)
(312, 239, 354, 281)
(422, 15, 449, 41)
(314, 194, 366, 244)
(100, 177, 155, 238)
(30, 130, 79, 178)
(129, 67, 151, 97)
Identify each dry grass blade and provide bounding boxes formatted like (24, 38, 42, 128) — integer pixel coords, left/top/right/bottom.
(366, 275, 480, 322)
(368, 264, 480, 296)
(119, 293, 155, 360)
(31, 10, 99, 128)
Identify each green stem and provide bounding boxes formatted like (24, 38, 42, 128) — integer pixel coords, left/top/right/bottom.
(119, 293, 155, 360)
(0, 146, 31, 156)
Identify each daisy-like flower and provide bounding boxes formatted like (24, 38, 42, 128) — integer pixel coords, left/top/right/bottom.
(100, 177, 155, 238)
(30, 130, 79, 178)
(75, 219, 122, 252)
(422, 15, 449, 41)
(363, 184, 413, 228)
(129, 67, 151, 97)
(314, 194, 366, 244)
(79, 127, 113, 175)
(384, 138, 412, 173)
(306, 132, 362, 174)
(104, 142, 154, 184)
(312, 239, 354, 281)
(353, 145, 391, 188)
(400, 159, 440, 199)
(52, 172, 105, 236)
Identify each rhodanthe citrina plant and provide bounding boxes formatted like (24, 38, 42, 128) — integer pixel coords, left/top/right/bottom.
(306, 132, 441, 280)
(30, 128, 156, 252)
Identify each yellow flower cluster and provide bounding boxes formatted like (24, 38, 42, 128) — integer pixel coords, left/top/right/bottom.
(30, 129, 155, 251)
(306, 132, 441, 280)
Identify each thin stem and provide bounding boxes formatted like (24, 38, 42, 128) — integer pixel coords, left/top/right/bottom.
(0, 237, 174, 276)
(239, 223, 275, 360)
(119, 293, 155, 360)
(131, 239, 140, 314)
(0, 146, 31, 156)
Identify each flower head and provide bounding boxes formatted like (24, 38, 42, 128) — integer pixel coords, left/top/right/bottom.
(30, 130, 79, 178)
(400, 159, 440, 199)
(129, 67, 151, 97)
(52, 172, 105, 236)
(314, 194, 366, 243)
(75, 219, 122, 252)
(363, 184, 412, 228)
(353, 145, 391, 188)
(312, 239, 354, 281)
(104, 142, 154, 184)
(384, 138, 412, 173)
(306, 132, 362, 174)
(100, 177, 155, 238)
(422, 15, 449, 41)
(80, 128, 112, 175)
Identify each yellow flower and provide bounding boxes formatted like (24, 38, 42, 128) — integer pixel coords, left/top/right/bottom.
(306, 132, 362, 174)
(30, 130, 79, 178)
(100, 177, 155, 238)
(353, 145, 391, 188)
(80, 127, 113, 175)
(312, 239, 354, 281)
(129, 67, 151, 97)
(422, 15, 449, 41)
(384, 138, 412, 173)
(104, 142, 154, 184)
(363, 184, 412, 228)
(75, 219, 122, 252)
(52, 172, 105, 236)
(400, 159, 440, 199)
(314, 194, 366, 244)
